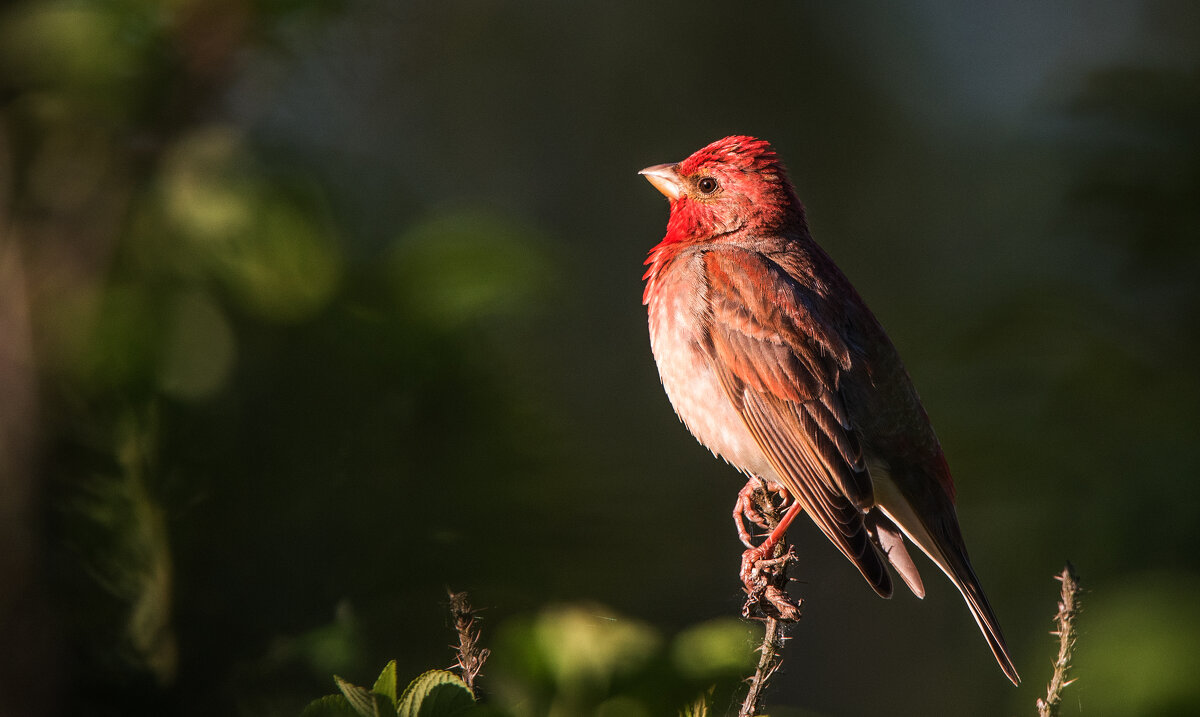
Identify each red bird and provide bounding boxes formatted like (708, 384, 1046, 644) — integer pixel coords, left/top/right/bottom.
(640, 135, 1019, 685)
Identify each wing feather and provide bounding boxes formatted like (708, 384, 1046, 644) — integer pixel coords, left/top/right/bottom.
(701, 248, 891, 596)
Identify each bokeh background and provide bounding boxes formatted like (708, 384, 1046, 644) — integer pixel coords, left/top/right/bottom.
(2, 1, 1198, 715)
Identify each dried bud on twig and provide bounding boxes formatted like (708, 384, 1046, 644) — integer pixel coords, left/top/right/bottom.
(1036, 563, 1081, 717)
(447, 589, 490, 695)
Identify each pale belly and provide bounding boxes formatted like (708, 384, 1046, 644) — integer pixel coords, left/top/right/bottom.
(647, 277, 777, 483)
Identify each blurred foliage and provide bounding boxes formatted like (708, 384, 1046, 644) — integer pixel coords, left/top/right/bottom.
(54, 408, 176, 686)
(387, 210, 553, 329)
(488, 608, 753, 715)
(2, 0, 556, 714)
(1, 0, 1198, 716)
(301, 607, 755, 717)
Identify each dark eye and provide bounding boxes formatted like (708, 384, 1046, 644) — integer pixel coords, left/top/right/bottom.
(697, 176, 719, 195)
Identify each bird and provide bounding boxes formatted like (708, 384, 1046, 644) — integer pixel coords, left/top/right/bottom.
(639, 135, 1020, 685)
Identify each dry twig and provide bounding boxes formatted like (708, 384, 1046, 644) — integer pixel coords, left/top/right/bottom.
(1036, 563, 1081, 717)
(447, 588, 490, 694)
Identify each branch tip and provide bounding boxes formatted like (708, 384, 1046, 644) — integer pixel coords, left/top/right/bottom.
(1036, 563, 1081, 717)
(445, 588, 490, 695)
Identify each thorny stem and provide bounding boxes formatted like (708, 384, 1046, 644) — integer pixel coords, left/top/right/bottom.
(447, 589, 490, 695)
(738, 484, 801, 717)
(740, 614, 787, 717)
(1036, 563, 1081, 717)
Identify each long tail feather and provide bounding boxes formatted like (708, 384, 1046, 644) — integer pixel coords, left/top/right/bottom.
(872, 473, 1020, 685)
(938, 544, 1021, 685)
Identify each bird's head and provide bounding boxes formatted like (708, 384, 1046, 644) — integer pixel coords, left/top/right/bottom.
(641, 135, 804, 244)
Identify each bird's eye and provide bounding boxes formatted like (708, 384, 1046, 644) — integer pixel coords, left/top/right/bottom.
(697, 177, 719, 195)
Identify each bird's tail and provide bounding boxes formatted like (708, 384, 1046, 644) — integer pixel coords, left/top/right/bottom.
(873, 480, 1020, 685)
(934, 540, 1021, 686)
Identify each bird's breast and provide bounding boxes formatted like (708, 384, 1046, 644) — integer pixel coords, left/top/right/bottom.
(646, 255, 776, 481)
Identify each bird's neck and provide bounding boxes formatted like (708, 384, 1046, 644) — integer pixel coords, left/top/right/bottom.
(641, 236, 686, 306)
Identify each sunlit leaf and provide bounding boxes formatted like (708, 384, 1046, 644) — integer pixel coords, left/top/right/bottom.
(335, 675, 390, 717)
(372, 660, 399, 704)
(395, 669, 475, 717)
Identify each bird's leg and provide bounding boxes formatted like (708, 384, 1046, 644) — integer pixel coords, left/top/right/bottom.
(739, 499, 802, 586)
(733, 477, 791, 548)
(738, 480, 803, 622)
(752, 498, 803, 561)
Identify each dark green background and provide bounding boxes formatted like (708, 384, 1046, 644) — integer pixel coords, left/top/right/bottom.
(2, 1, 1198, 715)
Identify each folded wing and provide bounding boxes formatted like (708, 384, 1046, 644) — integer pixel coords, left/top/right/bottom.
(700, 247, 902, 596)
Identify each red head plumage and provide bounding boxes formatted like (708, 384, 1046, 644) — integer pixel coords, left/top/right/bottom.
(642, 136, 805, 248)
(676, 135, 784, 178)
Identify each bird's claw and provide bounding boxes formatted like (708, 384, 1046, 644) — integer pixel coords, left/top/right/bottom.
(740, 544, 797, 586)
(740, 545, 802, 621)
(733, 479, 791, 549)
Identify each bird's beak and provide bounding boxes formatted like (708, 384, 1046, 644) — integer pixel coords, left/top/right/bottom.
(639, 163, 684, 201)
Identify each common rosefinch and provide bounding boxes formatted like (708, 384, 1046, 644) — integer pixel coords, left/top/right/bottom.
(641, 135, 1019, 685)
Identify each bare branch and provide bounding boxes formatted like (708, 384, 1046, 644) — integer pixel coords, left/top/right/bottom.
(740, 614, 788, 717)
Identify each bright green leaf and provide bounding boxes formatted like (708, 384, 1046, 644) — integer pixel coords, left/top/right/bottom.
(396, 669, 475, 717)
(372, 660, 399, 704)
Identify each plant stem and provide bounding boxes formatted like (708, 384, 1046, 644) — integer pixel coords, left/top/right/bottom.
(1036, 563, 1081, 717)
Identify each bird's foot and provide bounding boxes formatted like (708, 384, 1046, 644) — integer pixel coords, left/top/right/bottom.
(740, 545, 801, 621)
(733, 478, 791, 549)
(739, 543, 796, 588)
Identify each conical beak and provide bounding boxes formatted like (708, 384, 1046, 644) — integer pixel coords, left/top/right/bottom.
(639, 163, 683, 201)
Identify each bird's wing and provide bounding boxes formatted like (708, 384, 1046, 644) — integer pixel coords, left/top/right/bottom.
(702, 246, 1018, 683)
(700, 247, 893, 597)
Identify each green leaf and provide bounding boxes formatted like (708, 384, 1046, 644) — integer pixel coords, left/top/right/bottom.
(396, 669, 475, 717)
(372, 660, 399, 704)
(334, 675, 391, 717)
(299, 694, 361, 717)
